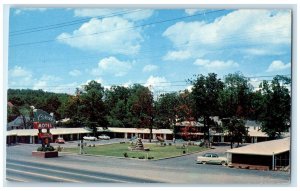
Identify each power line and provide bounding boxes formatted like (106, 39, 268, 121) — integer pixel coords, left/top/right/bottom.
(9, 9, 226, 47)
(9, 9, 144, 36)
(8, 74, 291, 88)
(9, 26, 290, 66)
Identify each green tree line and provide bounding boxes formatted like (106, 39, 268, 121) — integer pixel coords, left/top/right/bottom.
(7, 72, 291, 142)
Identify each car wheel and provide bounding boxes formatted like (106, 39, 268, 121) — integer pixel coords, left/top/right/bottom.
(202, 161, 206, 164)
(221, 161, 226, 166)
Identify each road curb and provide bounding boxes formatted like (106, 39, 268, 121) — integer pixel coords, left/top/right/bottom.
(60, 148, 210, 161)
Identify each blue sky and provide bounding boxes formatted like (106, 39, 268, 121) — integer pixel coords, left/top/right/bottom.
(8, 8, 292, 95)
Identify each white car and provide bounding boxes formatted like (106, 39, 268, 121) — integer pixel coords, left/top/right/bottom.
(83, 136, 97, 141)
(98, 134, 110, 140)
(196, 153, 228, 165)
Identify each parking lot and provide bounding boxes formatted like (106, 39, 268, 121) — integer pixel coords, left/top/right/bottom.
(5, 138, 290, 184)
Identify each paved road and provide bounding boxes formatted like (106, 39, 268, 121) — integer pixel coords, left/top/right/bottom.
(5, 140, 291, 185)
(6, 158, 160, 183)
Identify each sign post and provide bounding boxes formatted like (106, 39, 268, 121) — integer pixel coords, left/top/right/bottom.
(32, 109, 58, 158)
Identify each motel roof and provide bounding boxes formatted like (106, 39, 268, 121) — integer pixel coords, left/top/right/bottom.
(226, 137, 290, 156)
(98, 127, 173, 134)
(7, 127, 173, 136)
(6, 128, 92, 136)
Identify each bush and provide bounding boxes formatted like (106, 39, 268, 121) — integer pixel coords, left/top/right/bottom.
(199, 142, 205, 147)
(45, 146, 55, 151)
(37, 146, 55, 152)
(148, 156, 154, 159)
(132, 156, 136, 158)
(138, 156, 145, 159)
(183, 150, 186, 154)
(123, 152, 128, 158)
(56, 146, 63, 152)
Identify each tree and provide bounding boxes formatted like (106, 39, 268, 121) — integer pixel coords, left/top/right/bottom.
(80, 81, 108, 136)
(127, 84, 154, 142)
(219, 72, 253, 118)
(189, 73, 224, 146)
(222, 117, 248, 148)
(154, 93, 180, 137)
(40, 95, 62, 119)
(258, 75, 291, 139)
(104, 86, 130, 127)
(180, 125, 198, 141)
(64, 81, 108, 135)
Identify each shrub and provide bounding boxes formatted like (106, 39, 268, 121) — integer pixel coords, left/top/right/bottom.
(56, 146, 63, 152)
(132, 156, 136, 158)
(138, 156, 145, 159)
(123, 152, 128, 158)
(199, 142, 205, 147)
(37, 146, 55, 152)
(45, 146, 55, 151)
(183, 150, 186, 154)
(148, 156, 154, 159)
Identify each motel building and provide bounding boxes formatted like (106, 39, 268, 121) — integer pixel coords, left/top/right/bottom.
(226, 137, 290, 171)
(6, 124, 278, 145)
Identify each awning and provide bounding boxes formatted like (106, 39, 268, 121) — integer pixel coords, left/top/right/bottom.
(226, 137, 290, 156)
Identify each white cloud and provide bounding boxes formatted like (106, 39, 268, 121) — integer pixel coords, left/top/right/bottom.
(74, 9, 114, 17)
(14, 8, 47, 15)
(33, 81, 47, 90)
(51, 82, 78, 94)
(186, 85, 193, 92)
(8, 66, 33, 87)
(69, 69, 82, 76)
(8, 66, 78, 94)
(122, 81, 133, 88)
(123, 9, 154, 21)
(33, 75, 61, 90)
(266, 60, 291, 72)
(82, 78, 104, 86)
(163, 10, 291, 59)
(73, 9, 154, 21)
(185, 9, 205, 16)
(91, 57, 133, 77)
(194, 59, 239, 70)
(57, 17, 143, 55)
(145, 76, 170, 91)
(9, 66, 31, 77)
(163, 50, 192, 61)
(249, 78, 262, 91)
(142, 64, 158, 72)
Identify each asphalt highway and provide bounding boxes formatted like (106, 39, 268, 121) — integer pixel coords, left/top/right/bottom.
(5, 140, 291, 185)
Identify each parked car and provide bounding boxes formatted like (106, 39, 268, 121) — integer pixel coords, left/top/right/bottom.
(83, 136, 97, 141)
(55, 137, 65, 144)
(98, 134, 110, 140)
(196, 153, 228, 165)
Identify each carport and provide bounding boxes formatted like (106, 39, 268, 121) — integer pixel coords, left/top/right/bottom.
(226, 137, 290, 170)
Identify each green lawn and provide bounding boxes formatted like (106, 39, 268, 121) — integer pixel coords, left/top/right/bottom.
(63, 143, 208, 160)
